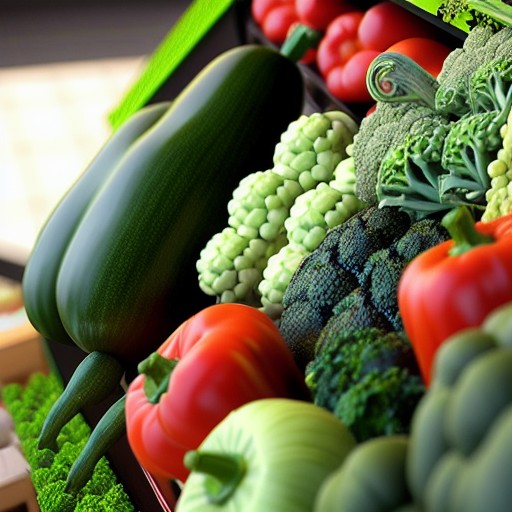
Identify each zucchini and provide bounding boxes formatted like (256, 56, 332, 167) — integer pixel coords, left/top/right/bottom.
(22, 101, 171, 347)
(24, 35, 309, 487)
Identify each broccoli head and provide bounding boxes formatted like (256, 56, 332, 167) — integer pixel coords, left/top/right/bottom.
(376, 114, 455, 218)
(439, 106, 510, 203)
(279, 206, 411, 368)
(353, 51, 442, 205)
(279, 207, 449, 370)
(436, 25, 512, 116)
(305, 327, 425, 442)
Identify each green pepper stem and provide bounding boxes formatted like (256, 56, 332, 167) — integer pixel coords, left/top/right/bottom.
(184, 450, 246, 505)
(280, 24, 322, 63)
(137, 352, 178, 404)
(442, 206, 494, 256)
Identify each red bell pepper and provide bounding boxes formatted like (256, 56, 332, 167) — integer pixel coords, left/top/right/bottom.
(251, 0, 299, 44)
(295, 0, 354, 30)
(398, 207, 512, 386)
(316, 2, 438, 103)
(125, 303, 311, 481)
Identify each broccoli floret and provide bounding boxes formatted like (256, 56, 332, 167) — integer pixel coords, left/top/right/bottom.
(439, 107, 509, 203)
(353, 51, 443, 205)
(305, 327, 425, 442)
(376, 115, 456, 218)
(358, 219, 449, 330)
(279, 206, 411, 369)
(469, 57, 512, 113)
(197, 111, 358, 307)
(436, 26, 512, 116)
(279, 208, 448, 370)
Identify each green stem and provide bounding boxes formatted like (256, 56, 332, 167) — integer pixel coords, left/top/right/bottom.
(468, 0, 512, 27)
(38, 351, 124, 451)
(65, 395, 127, 494)
(184, 450, 246, 505)
(137, 352, 179, 404)
(442, 206, 494, 256)
(280, 24, 322, 63)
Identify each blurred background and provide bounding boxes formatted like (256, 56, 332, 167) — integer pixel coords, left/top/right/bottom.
(0, 0, 190, 271)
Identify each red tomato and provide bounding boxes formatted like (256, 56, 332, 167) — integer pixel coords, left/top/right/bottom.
(326, 49, 380, 103)
(316, 11, 365, 77)
(358, 2, 434, 51)
(296, 0, 354, 30)
(385, 38, 452, 78)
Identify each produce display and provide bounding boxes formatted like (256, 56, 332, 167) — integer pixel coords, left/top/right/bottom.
(6, 1, 512, 511)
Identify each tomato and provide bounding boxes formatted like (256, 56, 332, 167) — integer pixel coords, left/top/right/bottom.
(295, 0, 354, 30)
(326, 49, 380, 103)
(385, 38, 452, 78)
(357, 2, 434, 51)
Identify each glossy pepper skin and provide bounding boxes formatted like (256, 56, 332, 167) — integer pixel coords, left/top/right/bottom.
(398, 207, 512, 385)
(125, 303, 311, 482)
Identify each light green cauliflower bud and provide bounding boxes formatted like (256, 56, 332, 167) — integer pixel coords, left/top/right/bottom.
(227, 170, 303, 242)
(259, 155, 366, 316)
(272, 111, 358, 191)
(197, 110, 359, 308)
(483, 108, 512, 220)
(197, 226, 287, 305)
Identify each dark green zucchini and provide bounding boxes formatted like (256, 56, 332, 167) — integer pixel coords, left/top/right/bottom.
(25, 39, 307, 476)
(22, 101, 171, 347)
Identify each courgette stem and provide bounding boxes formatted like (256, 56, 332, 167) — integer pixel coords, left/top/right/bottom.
(38, 351, 124, 451)
(442, 206, 494, 256)
(138, 352, 179, 404)
(65, 395, 127, 495)
(280, 24, 322, 63)
(184, 450, 246, 505)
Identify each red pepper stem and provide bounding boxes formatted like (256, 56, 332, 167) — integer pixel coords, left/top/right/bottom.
(442, 206, 494, 256)
(280, 24, 321, 63)
(184, 450, 246, 505)
(137, 352, 179, 404)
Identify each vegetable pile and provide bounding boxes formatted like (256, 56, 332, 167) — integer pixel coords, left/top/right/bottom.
(16, 4, 512, 510)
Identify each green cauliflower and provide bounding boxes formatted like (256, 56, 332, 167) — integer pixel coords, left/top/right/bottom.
(197, 110, 359, 308)
(435, 25, 512, 116)
(306, 327, 424, 442)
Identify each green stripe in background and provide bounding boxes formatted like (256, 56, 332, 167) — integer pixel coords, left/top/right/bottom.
(109, 0, 236, 130)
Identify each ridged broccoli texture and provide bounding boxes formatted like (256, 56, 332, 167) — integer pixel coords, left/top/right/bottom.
(279, 206, 449, 370)
(435, 26, 512, 116)
(305, 327, 424, 442)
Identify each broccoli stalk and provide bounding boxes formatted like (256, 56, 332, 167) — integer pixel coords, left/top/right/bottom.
(469, 57, 512, 113)
(305, 327, 424, 442)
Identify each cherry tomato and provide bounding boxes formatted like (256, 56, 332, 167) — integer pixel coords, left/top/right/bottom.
(385, 38, 452, 78)
(358, 2, 434, 51)
(295, 0, 354, 30)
